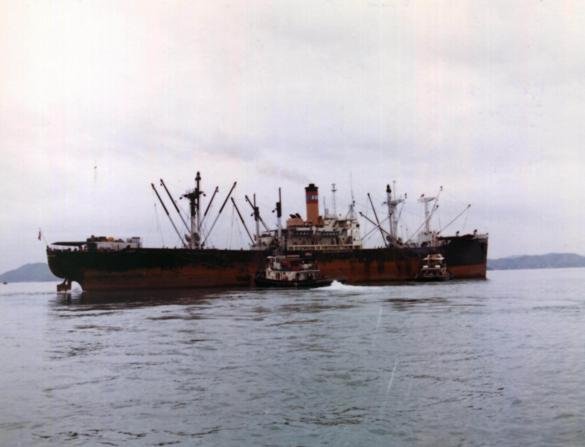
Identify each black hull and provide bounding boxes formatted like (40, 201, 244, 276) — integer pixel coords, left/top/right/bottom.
(47, 234, 487, 291)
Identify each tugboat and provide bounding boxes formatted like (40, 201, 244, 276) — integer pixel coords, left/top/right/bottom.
(255, 254, 333, 288)
(416, 253, 450, 282)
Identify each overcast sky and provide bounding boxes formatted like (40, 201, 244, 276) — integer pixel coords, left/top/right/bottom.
(1, 0, 584, 272)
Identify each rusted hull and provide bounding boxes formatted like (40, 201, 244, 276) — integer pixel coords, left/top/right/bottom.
(447, 263, 487, 279)
(47, 236, 487, 291)
(47, 248, 262, 291)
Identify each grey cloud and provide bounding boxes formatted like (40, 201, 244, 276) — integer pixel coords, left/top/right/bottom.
(2, 1, 585, 271)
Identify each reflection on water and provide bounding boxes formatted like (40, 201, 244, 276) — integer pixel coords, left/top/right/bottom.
(2, 270, 585, 446)
(53, 287, 223, 308)
(385, 296, 449, 308)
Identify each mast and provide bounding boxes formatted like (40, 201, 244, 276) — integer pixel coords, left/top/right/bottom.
(253, 193, 260, 244)
(346, 182, 356, 220)
(384, 183, 405, 244)
(242, 194, 267, 250)
(417, 187, 442, 246)
(195, 172, 202, 240)
(423, 198, 432, 234)
(245, 195, 269, 232)
(181, 171, 204, 249)
(348, 199, 356, 219)
(386, 184, 393, 237)
(276, 188, 282, 240)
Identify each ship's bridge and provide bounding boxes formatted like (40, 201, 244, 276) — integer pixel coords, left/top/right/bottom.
(284, 183, 362, 251)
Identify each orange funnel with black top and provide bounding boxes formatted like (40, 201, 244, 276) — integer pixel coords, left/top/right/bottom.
(305, 183, 319, 224)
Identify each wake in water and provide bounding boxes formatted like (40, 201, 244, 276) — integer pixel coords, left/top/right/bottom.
(319, 280, 390, 293)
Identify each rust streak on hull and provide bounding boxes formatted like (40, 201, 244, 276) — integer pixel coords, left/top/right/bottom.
(82, 265, 255, 291)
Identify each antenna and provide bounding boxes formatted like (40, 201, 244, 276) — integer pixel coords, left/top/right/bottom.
(331, 183, 337, 217)
(350, 173, 355, 204)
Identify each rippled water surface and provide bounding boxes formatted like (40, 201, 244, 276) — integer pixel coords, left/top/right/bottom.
(2, 269, 585, 446)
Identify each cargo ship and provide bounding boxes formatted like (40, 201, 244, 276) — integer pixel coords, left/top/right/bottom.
(47, 173, 488, 291)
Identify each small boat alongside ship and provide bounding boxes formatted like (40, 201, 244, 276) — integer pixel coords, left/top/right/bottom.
(416, 253, 450, 282)
(255, 254, 332, 288)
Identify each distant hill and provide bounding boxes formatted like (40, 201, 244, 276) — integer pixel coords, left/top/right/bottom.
(488, 253, 585, 270)
(0, 263, 59, 282)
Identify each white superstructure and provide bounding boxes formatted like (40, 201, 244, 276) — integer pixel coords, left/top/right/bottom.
(87, 236, 142, 251)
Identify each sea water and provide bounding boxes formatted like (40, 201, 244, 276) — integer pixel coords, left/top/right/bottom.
(1, 269, 585, 446)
